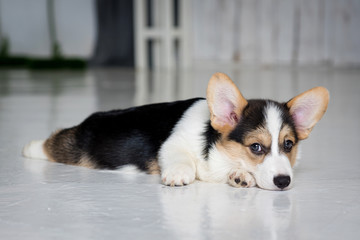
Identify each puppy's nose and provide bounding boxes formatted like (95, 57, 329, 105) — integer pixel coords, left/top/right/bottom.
(273, 175, 291, 189)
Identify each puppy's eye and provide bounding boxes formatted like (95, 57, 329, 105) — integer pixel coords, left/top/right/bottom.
(250, 143, 263, 155)
(284, 140, 293, 152)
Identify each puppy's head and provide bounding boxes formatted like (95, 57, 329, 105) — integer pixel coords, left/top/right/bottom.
(207, 73, 329, 190)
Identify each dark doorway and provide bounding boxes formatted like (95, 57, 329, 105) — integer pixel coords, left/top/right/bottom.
(91, 0, 134, 67)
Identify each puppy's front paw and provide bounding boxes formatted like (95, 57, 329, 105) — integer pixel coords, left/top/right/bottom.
(228, 169, 256, 188)
(161, 165, 195, 187)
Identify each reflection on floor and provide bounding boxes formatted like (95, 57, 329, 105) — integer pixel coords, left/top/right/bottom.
(0, 67, 359, 239)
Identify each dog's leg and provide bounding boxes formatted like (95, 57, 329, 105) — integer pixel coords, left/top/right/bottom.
(228, 169, 256, 188)
(160, 154, 196, 187)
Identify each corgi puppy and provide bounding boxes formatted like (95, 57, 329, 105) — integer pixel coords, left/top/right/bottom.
(23, 73, 329, 190)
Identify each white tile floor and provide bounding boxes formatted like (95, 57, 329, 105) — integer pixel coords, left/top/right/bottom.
(0, 67, 359, 239)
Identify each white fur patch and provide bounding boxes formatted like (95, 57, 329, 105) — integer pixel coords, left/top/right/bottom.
(159, 100, 209, 186)
(159, 100, 237, 185)
(101, 165, 144, 182)
(22, 140, 48, 160)
(265, 104, 282, 155)
(114, 165, 141, 174)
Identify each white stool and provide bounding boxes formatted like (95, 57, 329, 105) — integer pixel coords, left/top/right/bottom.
(134, 0, 191, 69)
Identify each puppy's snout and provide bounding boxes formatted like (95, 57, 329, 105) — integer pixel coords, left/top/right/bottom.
(273, 175, 291, 189)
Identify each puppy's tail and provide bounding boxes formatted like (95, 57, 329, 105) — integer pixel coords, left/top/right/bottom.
(22, 140, 48, 160)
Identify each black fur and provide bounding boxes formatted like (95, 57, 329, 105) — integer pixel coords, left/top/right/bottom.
(229, 100, 267, 144)
(228, 100, 298, 145)
(202, 121, 221, 160)
(73, 98, 203, 169)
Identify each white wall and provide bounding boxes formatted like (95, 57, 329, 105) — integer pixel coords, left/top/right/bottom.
(0, 0, 96, 58)
(1, 0, 359, 66)
(192, 0, 360, 66)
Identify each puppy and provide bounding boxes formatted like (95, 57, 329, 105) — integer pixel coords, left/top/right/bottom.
(23, 73, 329, 190)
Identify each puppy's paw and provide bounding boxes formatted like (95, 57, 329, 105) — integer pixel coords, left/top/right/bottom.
(161, 165, 195, 187)
(228, 169, 256, 188)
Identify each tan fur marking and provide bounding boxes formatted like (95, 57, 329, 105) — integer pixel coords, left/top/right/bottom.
(218, 121, 300, 169)
(243, 127, 272, 150)
(43, 129, 61, 162)
(146, 160, 161, 175)
(287, 145, 298, 167)
(43, 127, 98, 168)
(279, 125, 296, 145)
(44, 128, 77, 164)
(217, 139, 265, 167)
(78, 155, 97, 169)
(279, 125, 298, 166)
(216, 125, 273, 168)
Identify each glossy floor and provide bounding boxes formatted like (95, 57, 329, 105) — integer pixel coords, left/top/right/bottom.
(0, 67, 359, 239)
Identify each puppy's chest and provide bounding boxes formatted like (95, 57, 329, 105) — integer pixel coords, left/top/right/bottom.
(159, 100, 211, 161)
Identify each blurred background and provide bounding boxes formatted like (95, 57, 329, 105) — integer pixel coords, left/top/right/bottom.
(1, 0, 359, 125)
(1, 0, 359, 68)
(0, 0, 360, 123)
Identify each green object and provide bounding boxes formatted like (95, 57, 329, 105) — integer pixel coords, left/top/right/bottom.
(0, 56, 87, 69)
(0, 56, 28, 67)
(0, 0, 87, 70)
(0, 37, 10, 57)
(52, 42, 63, 59)
(27, 58, 87, 69)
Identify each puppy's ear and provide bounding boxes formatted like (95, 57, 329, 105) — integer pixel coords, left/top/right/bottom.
(207, 73, 248, 133)
(287, 87, 329, 140)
